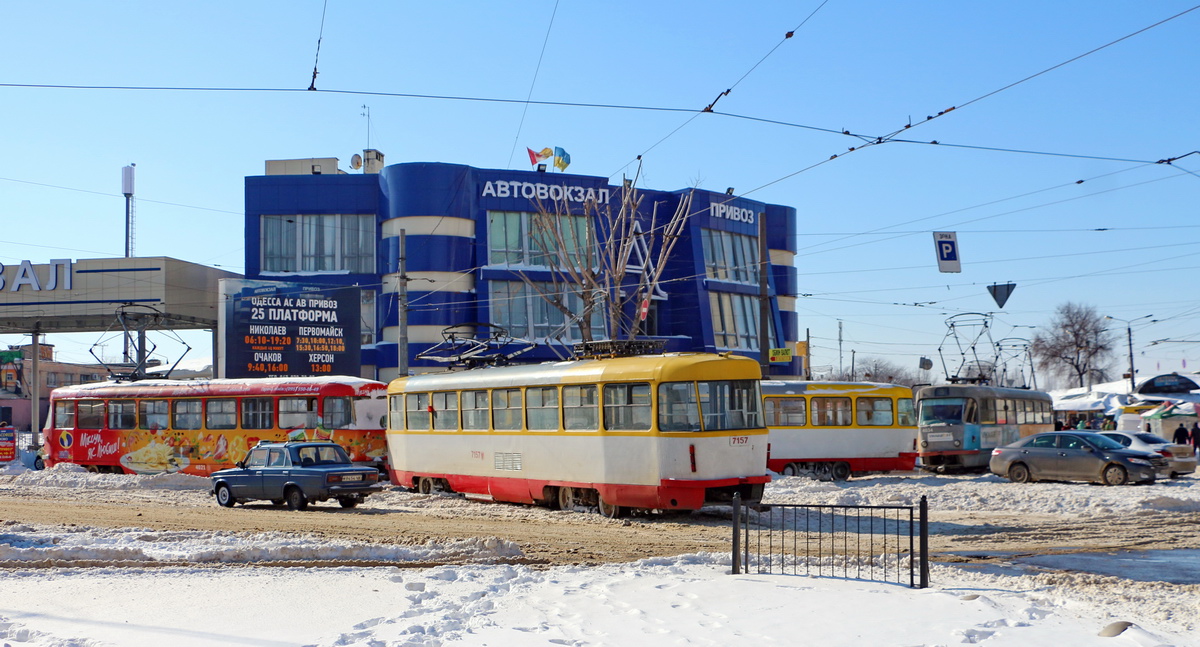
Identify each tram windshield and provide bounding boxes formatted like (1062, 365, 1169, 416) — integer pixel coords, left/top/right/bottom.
(919, 398, 966, 426)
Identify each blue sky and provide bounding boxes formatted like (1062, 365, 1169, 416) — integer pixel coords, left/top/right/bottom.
(2, 2, 1198, 386)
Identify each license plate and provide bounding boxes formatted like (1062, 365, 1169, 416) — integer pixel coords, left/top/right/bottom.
(342, 474, 363, 482)
(927, 432, 954, 442)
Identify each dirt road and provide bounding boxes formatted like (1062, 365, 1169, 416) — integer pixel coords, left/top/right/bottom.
(3, 483, 1197, 566)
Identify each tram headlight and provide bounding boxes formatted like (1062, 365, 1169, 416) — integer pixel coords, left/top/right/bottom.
(920, 440, 928, 448)
(953, 440, 961, 447)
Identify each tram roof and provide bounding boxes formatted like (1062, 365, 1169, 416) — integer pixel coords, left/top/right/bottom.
(389, 353, 763, 392)
(760, 380, 911, 396)
(50, 375, 387, 399)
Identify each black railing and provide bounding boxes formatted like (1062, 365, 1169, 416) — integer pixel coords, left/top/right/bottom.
(732, 494, 929, 589)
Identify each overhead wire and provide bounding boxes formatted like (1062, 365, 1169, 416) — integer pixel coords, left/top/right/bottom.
(505, 0, 561, 169)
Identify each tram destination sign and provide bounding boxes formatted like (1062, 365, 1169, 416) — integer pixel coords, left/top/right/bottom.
(222, 280, 361, 378)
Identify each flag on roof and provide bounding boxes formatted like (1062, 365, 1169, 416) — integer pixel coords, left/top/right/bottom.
(526, 147, 554, 166)
(553, 147, 570, 171)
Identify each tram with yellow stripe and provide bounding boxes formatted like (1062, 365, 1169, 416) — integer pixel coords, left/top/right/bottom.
(385, 353, 769, 517)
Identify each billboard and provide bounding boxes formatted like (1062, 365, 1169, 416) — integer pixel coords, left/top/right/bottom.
(222, 280, 361, 378)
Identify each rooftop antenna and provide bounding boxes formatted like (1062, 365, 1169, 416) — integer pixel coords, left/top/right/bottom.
(361, 104, 371, 150)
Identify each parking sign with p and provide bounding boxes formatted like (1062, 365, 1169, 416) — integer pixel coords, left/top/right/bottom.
(933, 231, 961, 273)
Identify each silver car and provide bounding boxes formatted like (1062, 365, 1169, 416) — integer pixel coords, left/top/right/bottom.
(1100, 431, 1197, 478)
(989, 432, 1167, 485)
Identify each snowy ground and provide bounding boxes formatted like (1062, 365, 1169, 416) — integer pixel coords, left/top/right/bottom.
(1, 464, 1198, 646)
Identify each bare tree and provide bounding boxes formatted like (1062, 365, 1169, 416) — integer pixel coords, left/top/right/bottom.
(1031, 302, 1115, 388)
(518, 167, 695, 344)
(830, 356, 921, 387)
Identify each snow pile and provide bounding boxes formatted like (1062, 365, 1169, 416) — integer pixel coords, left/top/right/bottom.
(1, 553, 1191, 647)
(11, 462, 210, 491)
(766, 472, 1200, 515)
(0, 523, 523, 565)
(0, 461, 29, 476)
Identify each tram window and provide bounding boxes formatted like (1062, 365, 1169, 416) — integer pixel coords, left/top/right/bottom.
(918, 398, 964, 426)
(994, 400, 1008, 425)
(604, 383, 651, 431)
(856, 397, 894, 426)
(139, 400, 169, 430)
(698, 380, 760, 431)
(206, 399, 237, 430)
(563, 385, 598, 431)
(811, 397, 852, 426)
(323, 396, 352, 429)
(764, 397, 806, 426)
(979, 399, 996, 425)
(492, 389, 523, 430)
(431, 391, 459, 430)
(388, 395, 406, 430)
(898, 398, 915, 426)
(526, 387, 559, 431)
(76, 400, 104, 429)
(659, 383, 701, 431)
(107, 400, 136, 429)
(54, 401, 76, 429)
(406, 393, 431, 431)
(242, 397, 274, 430)
(964, 399, 979, 424)
(280, 397, 317, 429)
(462, 391, 489, 430)
(173, 400, 202, 430)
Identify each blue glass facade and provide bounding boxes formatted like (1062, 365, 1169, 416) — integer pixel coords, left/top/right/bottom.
(245, 161, 800, 378)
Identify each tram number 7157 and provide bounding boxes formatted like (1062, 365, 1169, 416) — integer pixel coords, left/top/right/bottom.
(728, 436, 750, 446)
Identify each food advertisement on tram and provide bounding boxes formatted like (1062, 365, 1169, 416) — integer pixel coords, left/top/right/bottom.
(51, 426, 387, 476)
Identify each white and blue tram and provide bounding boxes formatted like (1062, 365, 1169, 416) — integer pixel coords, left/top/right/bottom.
(915, 384, 1053, 472)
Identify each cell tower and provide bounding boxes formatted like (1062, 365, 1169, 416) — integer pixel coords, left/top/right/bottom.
(122, 164, 136, 257)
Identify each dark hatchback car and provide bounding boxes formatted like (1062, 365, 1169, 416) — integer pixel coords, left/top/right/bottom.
(989, 431, 1168, 486)
(211, 441, 383, 510)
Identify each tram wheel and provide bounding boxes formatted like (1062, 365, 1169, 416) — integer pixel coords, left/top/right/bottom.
(831, 462, 851, 481)
(417, 477, 435, 495)
(781, 463, 799, 477)
(555, 486, 575, 510)
(597, 495, 626, 519)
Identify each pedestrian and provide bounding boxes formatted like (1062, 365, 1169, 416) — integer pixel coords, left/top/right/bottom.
(1173, 423, 1190, 445)
(1193, 423, 1200, 453)
(1076, 418, 1087, 430)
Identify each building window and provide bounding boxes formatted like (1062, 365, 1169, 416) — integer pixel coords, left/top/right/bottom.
(487, 211, 592, 268)
(701, 229, 759, 284)
(490, 280, 604, 342)
(260, 214, 375, 274)
(709, 292, 760, 350)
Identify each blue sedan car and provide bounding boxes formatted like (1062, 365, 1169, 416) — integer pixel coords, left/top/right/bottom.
(211, 441, 384, 511)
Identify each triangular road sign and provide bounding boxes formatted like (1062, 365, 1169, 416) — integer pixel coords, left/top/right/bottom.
(987, 282, 1016, 309)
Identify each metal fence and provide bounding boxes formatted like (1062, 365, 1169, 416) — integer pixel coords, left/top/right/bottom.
(731, 494, 929, 589)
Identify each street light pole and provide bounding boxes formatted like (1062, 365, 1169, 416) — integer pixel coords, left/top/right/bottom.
(1106, 314, 1152, 394)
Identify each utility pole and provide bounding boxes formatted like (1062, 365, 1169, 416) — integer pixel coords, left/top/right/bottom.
(396, 230, 409, 378)
(757, 213, 770, 375)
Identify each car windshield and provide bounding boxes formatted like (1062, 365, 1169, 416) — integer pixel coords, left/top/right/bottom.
(294, 445, 351, 466)
(1085, 434, 1126, 451)
(1135, 433, 1169, 445)
(918, 398, 965, 426)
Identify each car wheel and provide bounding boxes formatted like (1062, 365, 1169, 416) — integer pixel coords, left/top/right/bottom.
(417, 477, 435, 495)
(337, 497, 359, 509)
(1008, 463, 1032, 484)
(831, 462, 851, 481)
(215, 484, 236, 508)
(1102, 464, 1128, 486)
(781, 463, 799, 477)
(555, 486, 575, 511)
(1169, 472, 1182, 479)
(597, 495, 625, 519)
(33, 457, 44, 471)
(285, 486, 308, 511)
